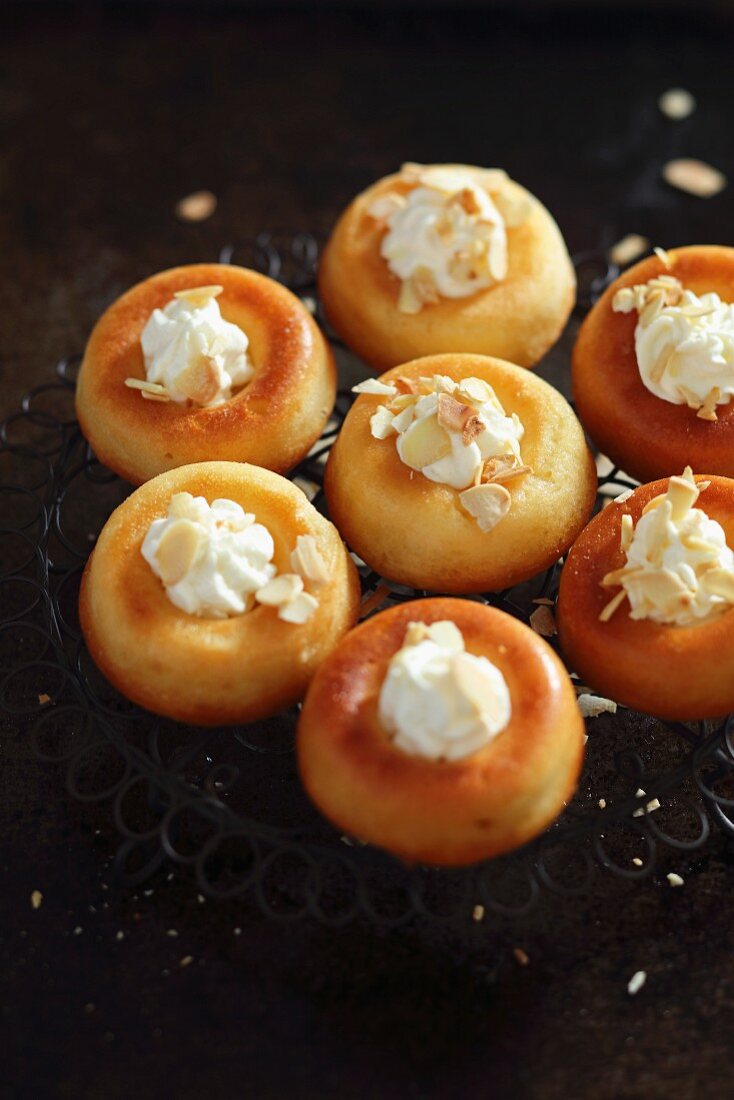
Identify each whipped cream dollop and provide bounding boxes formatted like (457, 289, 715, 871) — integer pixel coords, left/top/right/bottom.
(353, 373, 529, 533)
(367, 164, 529, 314)
(141, 493, 325, 622)
(378, 620, 512, 761)
(139, 286, 253, 406)
(612, 274, 734, 420)
(600, 468, 734, 627)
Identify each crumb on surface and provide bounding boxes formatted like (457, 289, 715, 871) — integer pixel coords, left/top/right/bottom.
(30, 890, 43, 909)
(628, 970, 647, 995)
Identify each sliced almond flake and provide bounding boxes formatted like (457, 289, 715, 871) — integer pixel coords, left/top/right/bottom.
(653, 246, 673, 268)
(628, 970, 647, 995)
(278, 590, 319, 624)
(351, 378, 398, 396)
(667, 475, 699, 521)
(256, 573, 304, 607)
(404, 621, 431, 646)
(367, 192, 407, 223)
(176, 355, 221, 406)
(620, 513, 634, 554)
(677, 384, 703, 410)
(614, 488, 635, 504)
(487, 238, 508, 282)
(649, 346, 671, 384)
(598, 798, 607, 809)
(140, 390, 171, 403)
(639, 290, 667, 327)
(417, 166, 477, 193)
(658, 88, 696, 120)
(578, 693, 618, 718)
(155, 520, 205, 586)
(173, 285, 223, 306)
(426, 620, 464, 651)
(667, 872, 685, 887)
(472, 904, 485, 922)
(391, 406, 416, 434)
(175, 190, 217, 222)
(697, 387, 720, 421)
(609, 234, 650, 266)
(390, 393, 421, 410)
(601, 566, 630, 588)
(599, 589, 627, 622)
(481, 455, 532, 484)
(700, 569, 734, 602)
(397, 277, 423, 315)
(437, 392, 473, 434)
(125, 377, 169, 396)
(462, 414, 484, 446)
(394, 376, 421, 395)
(458, 482, 511, 533)
(359, 583, 391, 620)
(663, 158, 727, 198)
(290, 535, 329, 586)
(412, 265, 440, 305)
(31, 890, 43, 909)
(370, 406, 397, 440)
(529, 605, 556, 637)
(632, 857, 644, 867)
(457, 377, 494, 404)
(400, 416, 452, 469)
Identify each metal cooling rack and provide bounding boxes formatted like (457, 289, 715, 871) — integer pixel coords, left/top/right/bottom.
(3, 232, 734, 931)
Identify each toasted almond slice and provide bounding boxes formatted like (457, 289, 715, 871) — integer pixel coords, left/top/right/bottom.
(125, 377, 169, 396)
(642, 492, 666, 515)
(649, 346, 671, 384)
(609, 234, 650, 266)
(620, 513, 634, 553)
(437, 392, 473, 434)
(601, 566, 631, 588)
(426, 620, 464, 652)
(529, 605, 557, 637)
(370, 406, 397, 440)
(404, 621, 430, 646)
(173, 285, 223, 307)
(458, 483, 511, 533)
(400, 415, 452, 469)
(394, 376, 421, 395)
(390, 393, 421, 410)
(457, 377, 493, 404)
(391, 405, 416, 433)
(663, 159, 726, 198)
(481, 455, 532, 484)
(256, 573, 304, 608)
(140, 390, 171, 403)
(155, 520, 204, 586)
(412, 265, 440, 305)
(653, 246, 673, 268)
(367, 192, 407, 223)
(612, 287, 637, 313)
(462, 414, 484, 446)
(658, 88, 696, 120)
(168, 492, 195, 518)
(176, 355, 221, 406)
(352, 378, 398, 397)
(452, 652, 497, 715)
(290, 534, 329, 585)
(640, 570, 689, 606)
(278, 590, 319, 624)
(667, 474, 699, 521)
(599, 589, 628, 622)
(701, 569, 734, 602)
(697, 387, 720, 421)
(677, 384, 702, 410)
(397, 276, 423, 315)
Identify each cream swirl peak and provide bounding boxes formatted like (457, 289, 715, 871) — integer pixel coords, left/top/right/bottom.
(352, 373, 530, 532)
(141, 493, 324, 623)
(612, 274, 734, 421)
(378, 620, 512, 761)
(368, 164, 531, 314)
(135, 286, 254, 406)
(599, 468, 734, 627)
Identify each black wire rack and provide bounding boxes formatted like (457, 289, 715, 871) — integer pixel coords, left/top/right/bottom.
(3, 232, 734, 931)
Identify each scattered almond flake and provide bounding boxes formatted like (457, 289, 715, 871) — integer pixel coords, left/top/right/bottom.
(401, 413, 452, 468)
(636, 788, 646, 797)
(115, 931, 124, 941)
(627, 970, 647, 996)
(369, 405, 397, 441)
(653, 246, 673, 269)
(37, 693, 51, 706)
(599, 589, 627, 623)
(351, 378, 398, 396)
(614, 488, 635, 504)
(459, 482, 511, 533)
(663, 158, 727, 198)
(30, 890, 43, 909)
(175, 189, 217, 222)
(290, 535, 329, 585)
(179, 955, 194, 968)
(658, 88, 696, 120)
(529, 605, 557, 637)
(359, 583, 391, 620)
(300, 296, 317, 314)
(278, 590, 319, 624)
(577, 693, 618, 718)
(667, 872, 684, 887)
(633, 794, 661, 818)
(598, 798, 607, 809)
(437, 392, 473, 434)
(166, 929, 179, 938)
(632, 857, 644, 867)
(609, 234, 650, 267)
(257, 573, 304, 608)
(173, 285, 223, 305)
(513, 948, 530, 966)
(472, 904, 485, 922)
(140, 390, 171, 403)
(480, 454, 532, 485)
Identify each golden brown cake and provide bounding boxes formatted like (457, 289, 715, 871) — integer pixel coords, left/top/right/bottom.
(324, 353, 597, 593)
(79, 461, 360, 725)
(558, 470, 734, 719)
(318, 162, 576, 371)
(297, 598, 585, 866)
(572, 245, 734, 483)
(76, 263, 336, 485)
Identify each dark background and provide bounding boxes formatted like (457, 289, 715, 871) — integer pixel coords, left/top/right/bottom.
(4, 3, 734, 1098)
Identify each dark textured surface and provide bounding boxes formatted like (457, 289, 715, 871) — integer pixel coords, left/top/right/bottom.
(4, 5, 734, 1098)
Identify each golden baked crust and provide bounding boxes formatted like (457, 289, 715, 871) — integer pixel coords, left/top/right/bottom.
(76, 263, 337, 485)
(557, 474, 734, 719)
(572, 245, 734, 483)
(318, 169, 576, 371)
(324, 354, 597, 592)
(297, 598, 585, 866)
(79, 462, 361, 726)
